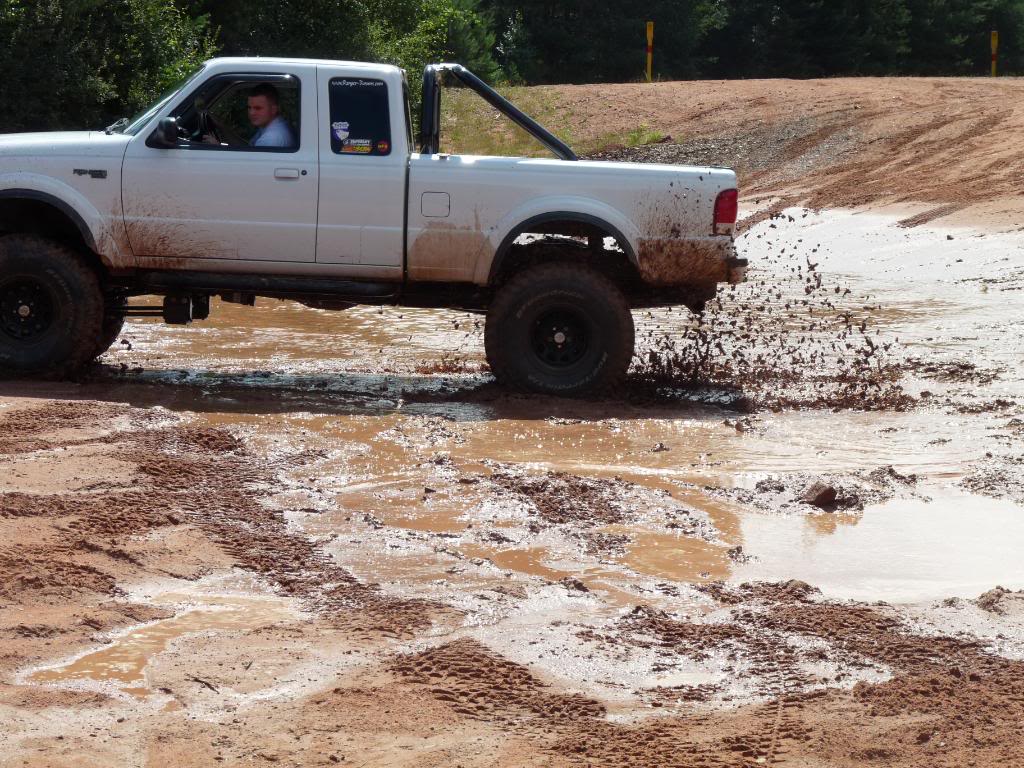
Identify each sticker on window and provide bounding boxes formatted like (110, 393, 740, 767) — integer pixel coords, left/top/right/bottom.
(341, 138, 373, 154)
(328, 77, 391, 156)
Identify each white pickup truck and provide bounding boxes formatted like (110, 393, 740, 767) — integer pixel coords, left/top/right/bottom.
(0, 57, 744, 395)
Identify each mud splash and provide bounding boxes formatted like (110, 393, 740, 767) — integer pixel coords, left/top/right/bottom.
(631, 212, 913, 411)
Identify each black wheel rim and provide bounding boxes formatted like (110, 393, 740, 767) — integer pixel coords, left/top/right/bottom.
(531, 309, 589, 368)
(0, 278, 55, 341)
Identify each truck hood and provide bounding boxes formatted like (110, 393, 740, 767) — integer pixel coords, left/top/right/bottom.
(0, 131, 132, 160)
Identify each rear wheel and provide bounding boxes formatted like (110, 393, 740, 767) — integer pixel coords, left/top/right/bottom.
(0, 235, 103, 377)
(485, 262, 635, 396)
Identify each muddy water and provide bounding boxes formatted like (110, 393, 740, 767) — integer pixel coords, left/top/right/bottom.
(27, 590, 296, 697)
(83, 208, 1024, 615)
(733, 492, 1024, 602)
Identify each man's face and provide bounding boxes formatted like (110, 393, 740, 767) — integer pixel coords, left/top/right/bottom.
(248, 95, 278, 129)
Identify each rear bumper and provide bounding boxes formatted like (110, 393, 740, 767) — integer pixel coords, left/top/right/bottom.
(726, 255, 749, 284)
(635, 236, 747, 287)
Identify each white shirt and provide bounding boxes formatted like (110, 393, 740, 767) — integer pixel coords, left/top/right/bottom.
(251, 116, 295, 148)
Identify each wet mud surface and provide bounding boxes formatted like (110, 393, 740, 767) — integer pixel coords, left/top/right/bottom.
(2, 206, 1024, 766)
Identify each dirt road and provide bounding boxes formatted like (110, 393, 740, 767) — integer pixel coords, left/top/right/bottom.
(2, 79, 1024, 767)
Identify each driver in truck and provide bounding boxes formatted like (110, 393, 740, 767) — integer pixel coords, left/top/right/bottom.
(203, 82, 295, 148)
(246, 83, 295, 147)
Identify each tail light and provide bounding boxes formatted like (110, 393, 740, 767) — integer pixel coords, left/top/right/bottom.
(714, 189, 738, 235)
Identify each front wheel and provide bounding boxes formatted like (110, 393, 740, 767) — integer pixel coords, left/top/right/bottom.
(485, 263, 635, 396)
(0, 235, 104, 377)
(93, 295, 127, 359)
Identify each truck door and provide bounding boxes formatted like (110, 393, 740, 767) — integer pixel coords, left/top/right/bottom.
(315, 69, 406, 269)
(121, 66, 318, 263)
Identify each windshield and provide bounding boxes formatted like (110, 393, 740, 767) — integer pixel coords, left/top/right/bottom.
(121, 65, 207, 136)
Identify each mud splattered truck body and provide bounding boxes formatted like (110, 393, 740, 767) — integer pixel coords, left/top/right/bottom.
(0, 58, 744, 394)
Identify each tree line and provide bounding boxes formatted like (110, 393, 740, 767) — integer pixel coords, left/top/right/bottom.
(1, 0, 1021, 133)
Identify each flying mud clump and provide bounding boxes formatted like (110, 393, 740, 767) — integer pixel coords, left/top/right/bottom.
(630, 214, 914, 411)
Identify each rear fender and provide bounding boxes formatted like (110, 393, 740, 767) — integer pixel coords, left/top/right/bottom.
(478, 196, 640, 284)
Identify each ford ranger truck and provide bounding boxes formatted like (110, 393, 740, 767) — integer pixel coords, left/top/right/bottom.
(0, 58, 745, 395)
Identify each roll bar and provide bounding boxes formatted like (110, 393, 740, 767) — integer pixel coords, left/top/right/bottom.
(419, 63, 577, 161)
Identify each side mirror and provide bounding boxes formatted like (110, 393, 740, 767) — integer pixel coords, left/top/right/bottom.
(155, 117, 179, 146)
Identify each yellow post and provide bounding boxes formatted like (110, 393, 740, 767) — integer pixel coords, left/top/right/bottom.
(646, 22, 654, 83)
(992, 30, 999, 77)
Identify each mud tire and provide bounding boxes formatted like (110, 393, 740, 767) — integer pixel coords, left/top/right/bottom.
(94, 297, 127, 359)
(0, 235, 104, 377)
(485, 263, 635, 396)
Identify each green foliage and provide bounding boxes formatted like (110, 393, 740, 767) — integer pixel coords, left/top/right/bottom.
(367, 0, 500, 82)
(4, 0, 1024, 135)
(625, 126, 666, 147)
(184, 0, 373, 59)
(698, 0, 1024, 77)
(903, 0, 1024, 73)
(481, 0, 719, 84)
(698, 0, 911, 76)
(0, 0, 214, 133)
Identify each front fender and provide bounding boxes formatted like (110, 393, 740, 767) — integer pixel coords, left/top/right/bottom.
(475, 195, 641, 284)
(0, 172, 131, 268)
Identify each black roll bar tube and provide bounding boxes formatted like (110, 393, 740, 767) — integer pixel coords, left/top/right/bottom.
(419, 63, 577, 161)
(420, 65, 441, 155)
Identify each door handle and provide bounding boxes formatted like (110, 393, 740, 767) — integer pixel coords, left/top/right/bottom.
(274, 168, 301, 179)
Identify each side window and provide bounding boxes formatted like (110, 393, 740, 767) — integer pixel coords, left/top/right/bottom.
(163, 75, 301, 152)
(328, 78, 391, 156)
(208, 80, 301, 151)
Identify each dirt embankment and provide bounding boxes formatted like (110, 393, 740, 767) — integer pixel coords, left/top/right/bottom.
(558, 77, 1024, 228)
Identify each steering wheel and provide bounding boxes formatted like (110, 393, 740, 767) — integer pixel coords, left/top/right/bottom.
(197, 108, 221, 144)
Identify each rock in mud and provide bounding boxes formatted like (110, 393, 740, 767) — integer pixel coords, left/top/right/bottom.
(960, 453, 1024, 505)
(976, 586, 1010, 615)
(802, 481, 838, 509)
(559, 577, 590, 593)
(726, 545, 754, 563)
(712, 465, 920, 515)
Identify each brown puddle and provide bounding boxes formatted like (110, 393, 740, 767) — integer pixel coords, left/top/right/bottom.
(618, 530, 731, 583)
(459, 544, 569, 582)
(62, 207, 1024, 611)
(732, 492, 1024, 602)
(28, 594, 295, 697)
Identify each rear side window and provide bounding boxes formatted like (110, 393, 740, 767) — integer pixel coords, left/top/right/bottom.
(328, 78, 391, 156)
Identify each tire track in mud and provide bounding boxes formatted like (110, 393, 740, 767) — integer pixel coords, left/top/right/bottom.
(4, 399, 1024, 766)
(0, 400, 440, 645)
(529, 581, 1024, 767)
(390, 638, 606, 725)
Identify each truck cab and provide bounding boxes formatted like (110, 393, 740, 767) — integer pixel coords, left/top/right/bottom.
(0, 57, 745, 395)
